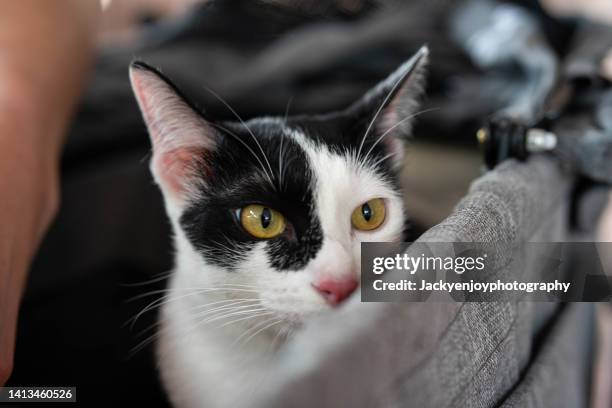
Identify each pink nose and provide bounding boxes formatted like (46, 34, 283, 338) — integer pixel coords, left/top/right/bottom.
(313, 278, 358, 306)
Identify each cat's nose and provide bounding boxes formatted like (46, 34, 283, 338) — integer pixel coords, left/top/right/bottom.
(312, 277, 358, 306)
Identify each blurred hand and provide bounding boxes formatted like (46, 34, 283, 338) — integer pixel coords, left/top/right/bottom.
(0, 1, 100, 385)
(0, 81, 60, 385)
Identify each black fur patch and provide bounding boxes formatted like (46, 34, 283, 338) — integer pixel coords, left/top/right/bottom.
(180, 114, 402, 272)
(180, 119, 324, 271)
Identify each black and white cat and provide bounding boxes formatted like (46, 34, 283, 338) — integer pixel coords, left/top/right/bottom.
(129, 46, 427, 408)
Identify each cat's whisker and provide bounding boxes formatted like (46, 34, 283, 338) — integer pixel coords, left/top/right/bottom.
(361, 107, 439, 167)
(356, 67, 416, 161)
(120, 270, 173, 287)
(190, 287, 261, 292)
(234, 318, 283, 351)
(188, 285, 260, 291)
(129, 327, 165, 357)
(190, 301, 262, 321)
(213, 311, 274, 330)
(217, 283, 259, 288)
(207, 122, 275, 189)
(203, 247, 243, 260)
(128, 296, 258, 331)
(125, 288, 187, 303)
(126, 290, 210, 329)
(125, 286, 262, 329)
(278, 127, 286, 191)
(215, 309, 274, 329)
(283, 96, 293, 122)
(279, 150, 297, 192)
(139, 150, 153, 164)
(191, 298, 259, 311)
(125, 292, 176, 328)
(161, 310, 277, 354)
(131, 320, 164, 340)
(230, 317, 273, 350)
(216, 233, 248, 253)
(161, 311, 277, 359)
(199, 307, 269, 326)
(206, 236, 261, 262)
(133, 299, 260, 339)
(370, 152, 398, 170)
(128, 306, 273, 358)
(125, 287, 260, 303)
(269, 324, 288, 352)
(201, 85, 276, 189)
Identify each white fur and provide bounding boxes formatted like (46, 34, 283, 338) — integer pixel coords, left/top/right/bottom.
(155, 125, 405, 408)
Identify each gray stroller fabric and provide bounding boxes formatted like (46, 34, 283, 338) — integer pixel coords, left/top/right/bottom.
(237, 156, 593, 408)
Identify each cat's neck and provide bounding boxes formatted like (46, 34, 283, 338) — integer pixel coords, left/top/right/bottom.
(157, 280, 276, 407)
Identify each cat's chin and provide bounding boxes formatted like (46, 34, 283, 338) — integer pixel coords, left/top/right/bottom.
(262, 311, 305, 331)
(271, 305, 338, 328)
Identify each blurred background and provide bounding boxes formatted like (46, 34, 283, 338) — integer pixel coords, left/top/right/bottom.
(6, 0, 612, 407)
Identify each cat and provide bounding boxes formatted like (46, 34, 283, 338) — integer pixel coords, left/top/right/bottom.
(129, 46, 427, 408)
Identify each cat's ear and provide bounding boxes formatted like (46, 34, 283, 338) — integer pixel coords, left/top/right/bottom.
(129, 61, 217, 207)
(351, 46, 428, 167)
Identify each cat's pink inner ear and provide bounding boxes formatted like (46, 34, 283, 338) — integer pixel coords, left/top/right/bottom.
(152, 146, 209, 200)
(369, 48, 428, 167)
(376, 67, 423, 138)
(383, 135, 405, 168)
(373, 88, 411, 168)
(130, 65, 216, 202)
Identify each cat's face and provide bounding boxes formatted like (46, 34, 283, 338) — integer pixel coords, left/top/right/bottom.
(130, 47, 427, 324)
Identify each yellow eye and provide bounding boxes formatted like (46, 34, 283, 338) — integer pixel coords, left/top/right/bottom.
(351, 198, 386, 231)
(240, 205, 286, 239)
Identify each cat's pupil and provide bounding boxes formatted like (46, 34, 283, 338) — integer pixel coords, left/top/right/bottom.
(261, 207, 272, 228)
(362, 203, 372, 221)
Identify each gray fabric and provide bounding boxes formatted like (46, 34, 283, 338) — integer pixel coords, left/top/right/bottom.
(499, 303, 594, 408)
(233, 155, 593, 408)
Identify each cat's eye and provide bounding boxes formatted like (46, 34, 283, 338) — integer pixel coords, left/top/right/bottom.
(351, 198, 386, 231)
(239, 205, 286, 239)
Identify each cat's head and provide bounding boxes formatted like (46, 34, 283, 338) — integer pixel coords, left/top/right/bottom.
(130, 47, 427, 324)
